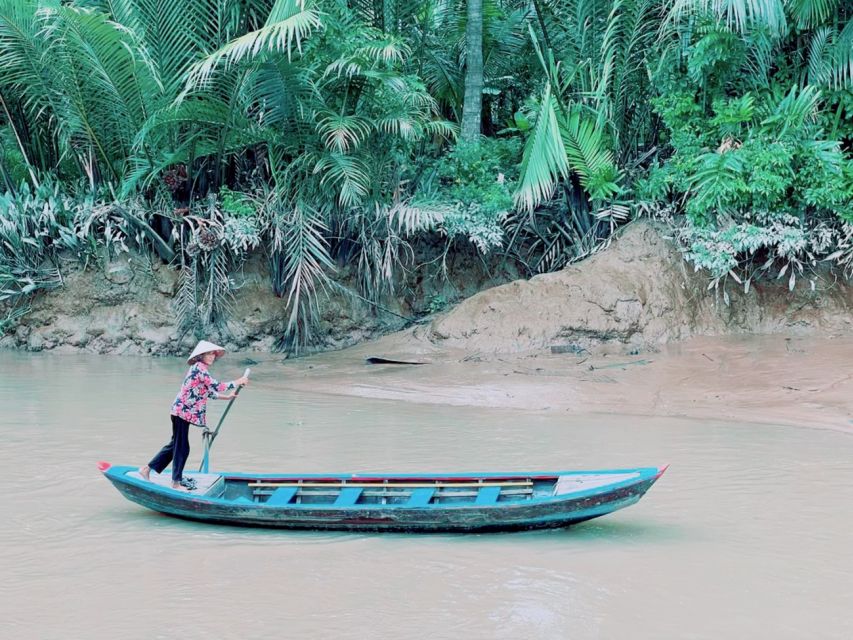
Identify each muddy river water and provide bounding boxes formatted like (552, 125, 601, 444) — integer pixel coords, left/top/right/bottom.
(1, 341, 852, 639)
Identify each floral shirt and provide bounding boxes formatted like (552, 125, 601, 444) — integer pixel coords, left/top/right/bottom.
(170, 362, 236, 427)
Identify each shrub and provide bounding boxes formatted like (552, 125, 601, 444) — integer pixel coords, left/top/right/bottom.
(416, 138, 521, 253)
(639, 85, 853, 291)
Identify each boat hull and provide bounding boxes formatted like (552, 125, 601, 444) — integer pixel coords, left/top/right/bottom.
(101, 465, 665, 533)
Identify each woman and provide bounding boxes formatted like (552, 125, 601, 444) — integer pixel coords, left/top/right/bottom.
(139, 340, 249, 491)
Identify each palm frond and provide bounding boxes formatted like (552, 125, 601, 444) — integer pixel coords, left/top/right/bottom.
(313, 152, 370, 207)
(270, 201, 334, 348)
(788, 0, 839, 30)
(667, 0, 787, 35)
(249, 58, 316, 128)
(133, 97, 260, 152)
(833, 17, 853, 89)
(127, 0, 221, 96)
(54, 7, 158, 146)
(561, 107, 621, 200)
(807, 25, 833, 85)
(358, 37, 411, 65)
(376, 115, 420, 140)
(760, 84, 822, 137)
(690, 149, 743, 210)
(174, 263, 199, 337)
(316, 112, 372, 153)
(185, 0, 321, 91)
(513, 84, 570, 213)
(0, 1, 63, 139)
(421, 119, 458, 140)
(387, 201, 445, 236)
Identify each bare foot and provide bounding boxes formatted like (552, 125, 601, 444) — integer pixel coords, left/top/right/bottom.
(139, 466, 150, 481)
(171, 483, 188, 492)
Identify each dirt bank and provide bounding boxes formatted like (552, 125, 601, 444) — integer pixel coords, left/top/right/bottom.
(3, 220, 853, 359)
(0, 244, 514, 357)
(427, 221, 853, 356)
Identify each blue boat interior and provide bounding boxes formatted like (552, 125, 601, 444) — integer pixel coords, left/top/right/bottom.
(191, 471, 645, 507)
(116, 466, 650, 509)
(222, 477, 546, 506)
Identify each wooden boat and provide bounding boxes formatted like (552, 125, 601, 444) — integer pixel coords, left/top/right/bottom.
(99, 462, 667, 532)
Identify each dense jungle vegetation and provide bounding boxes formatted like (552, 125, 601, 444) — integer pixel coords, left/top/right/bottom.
(1, 0, 852, 345)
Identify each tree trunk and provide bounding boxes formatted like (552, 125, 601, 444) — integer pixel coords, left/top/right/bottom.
(461, 0, 483, 141)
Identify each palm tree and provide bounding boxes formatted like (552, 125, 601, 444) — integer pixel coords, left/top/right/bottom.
(174, 0, 454, 344)
(461, 0, 484, 140)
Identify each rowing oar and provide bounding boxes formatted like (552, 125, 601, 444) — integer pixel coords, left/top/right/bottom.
(199, 368, 250, 473)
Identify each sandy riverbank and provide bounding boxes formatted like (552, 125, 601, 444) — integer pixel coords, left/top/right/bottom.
(250, 331, 853, 434)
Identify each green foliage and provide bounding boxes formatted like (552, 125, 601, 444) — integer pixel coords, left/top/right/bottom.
(0, 303, 28, 337)
(420, 138, 519, 253)
(0, 129, 30, 188)
(222, 214, 262, 255)
(642, 80, 853, 289)
(174, 245, 234, 341)
(1, 0, 853, 344)
(652, 2, 853, 290)
(426, 293, 448, 314)
(0, 179, 126, 301)
(687, 26, 745, 88)
(219, 187, 255, 218)
(218, 188, 261, 255)
(644, 86, 853, 224)
(512, 29, 623, 214)
(680, 216, 812, 279)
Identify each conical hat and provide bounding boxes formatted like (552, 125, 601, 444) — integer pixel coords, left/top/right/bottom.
(187, 340, 225, 365)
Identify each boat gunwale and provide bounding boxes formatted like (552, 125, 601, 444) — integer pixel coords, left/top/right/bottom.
(102, 464, 664, 510)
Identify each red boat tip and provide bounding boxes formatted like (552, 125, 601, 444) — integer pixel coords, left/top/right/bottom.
(97, 461, 111, 472)
(655, 464, 669, 478)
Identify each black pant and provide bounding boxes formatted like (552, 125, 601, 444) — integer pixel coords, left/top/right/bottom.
(148, 415, 192, 482)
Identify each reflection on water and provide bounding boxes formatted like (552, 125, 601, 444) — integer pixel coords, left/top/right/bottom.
(1, 351, 852, 640)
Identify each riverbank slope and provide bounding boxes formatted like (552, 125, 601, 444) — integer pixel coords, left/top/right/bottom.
(4, 221, 852, 360)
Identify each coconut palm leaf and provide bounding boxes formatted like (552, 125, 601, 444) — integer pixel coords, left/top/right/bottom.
(316, 112, 372, 153)
(667, 0, 787, 35)
(513, 83, 570, 213)
(270, 200, 334, 347)
(186, 0, 321, 90)
(561, 107, 620, 199)
(313, 152, 371, 207)
(788, 0, 840, 30)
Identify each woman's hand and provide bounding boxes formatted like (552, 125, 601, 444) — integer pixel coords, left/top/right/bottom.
(235, 376, 249, 387)
(219, 393, 237, 400)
